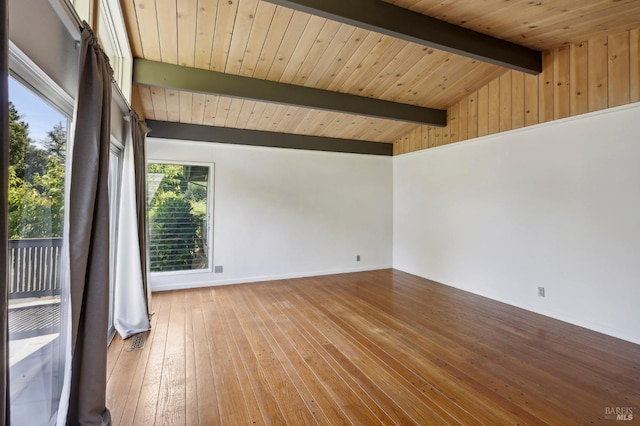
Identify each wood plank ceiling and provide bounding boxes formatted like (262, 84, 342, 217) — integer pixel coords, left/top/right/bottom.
(120, 0, 640, 146)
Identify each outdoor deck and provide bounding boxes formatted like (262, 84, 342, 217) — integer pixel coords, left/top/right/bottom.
(7, 238, 64, 425)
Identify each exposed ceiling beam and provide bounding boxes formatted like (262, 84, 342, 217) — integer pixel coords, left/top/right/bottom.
(263, 0, 542, 75)
(133, 59, 447, 127)
(146, 120, 393, 156)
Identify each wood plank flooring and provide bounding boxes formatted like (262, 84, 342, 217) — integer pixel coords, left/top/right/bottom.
(106, 269, 640, 425)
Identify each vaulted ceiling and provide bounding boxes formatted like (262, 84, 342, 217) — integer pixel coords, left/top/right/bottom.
(120, 0, 640, 150)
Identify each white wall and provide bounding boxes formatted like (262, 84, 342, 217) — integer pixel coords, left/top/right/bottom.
(393, 103, 640, 344)
(148, 139, 393, 290)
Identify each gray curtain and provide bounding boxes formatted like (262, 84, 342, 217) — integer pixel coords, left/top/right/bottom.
(113, 112, 150, 339)
(66, 25, 112, 425)
(131, 112, 150, 313)
(1, 0, 9, 422)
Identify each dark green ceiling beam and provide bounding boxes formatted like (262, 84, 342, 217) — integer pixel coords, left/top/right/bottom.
(146, 120, 393, 156)
(263, 0, 542, 75)
(133, 59, 447, 127)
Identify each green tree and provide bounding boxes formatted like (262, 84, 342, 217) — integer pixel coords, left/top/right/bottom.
(33, 157, 65, 237)
(147, 164, 208, 272)
(149, 195, 200, 272)
(9, 102, 31, 180)
(43, 122, 66, 163)
(25, 145, 49, 180)
(8, 165, 54, 238)
(8, 166, 26, 238)
(8, 103, 67, 238)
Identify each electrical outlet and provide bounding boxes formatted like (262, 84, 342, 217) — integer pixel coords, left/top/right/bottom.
(538, 286, 545, 297)
(214, 265, 223, 273)
(356, 255, 361, 262)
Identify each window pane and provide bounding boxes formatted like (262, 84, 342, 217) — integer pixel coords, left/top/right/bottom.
(147, 163, 210, 273)
(8, 77, 68, 424)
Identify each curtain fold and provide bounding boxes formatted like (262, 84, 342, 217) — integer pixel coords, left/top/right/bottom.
(64, 25, 112, 425)
(132, 113, 152, 315)
(113, 114, 151, 339)
(1, 0, 10, 422)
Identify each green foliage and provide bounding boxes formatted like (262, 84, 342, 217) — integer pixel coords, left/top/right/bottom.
(147, 164, 209, 272)
(8, 103, 66, 239)
(43, 122, 67, 163)
(8, 165, 57, 238)
(26, 145, 50, 179)
(9, 102, 31, 180)
(149, 195, 200, 272)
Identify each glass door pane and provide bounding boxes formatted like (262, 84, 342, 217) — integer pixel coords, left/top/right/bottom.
(147, 163, 210, 273)
(8, 77, 68, 425)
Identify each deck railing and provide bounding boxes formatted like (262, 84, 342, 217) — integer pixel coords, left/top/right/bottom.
(8, 238, 63, 299)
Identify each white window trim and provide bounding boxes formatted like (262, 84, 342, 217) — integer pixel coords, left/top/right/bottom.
(98, 0, 133, 101)
(57, 0, 133, 102)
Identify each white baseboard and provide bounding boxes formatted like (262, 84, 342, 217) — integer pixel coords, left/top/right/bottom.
(151, 264, 393, 292)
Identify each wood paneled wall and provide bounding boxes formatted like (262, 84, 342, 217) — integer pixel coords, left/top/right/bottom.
(394, 28, 640, 155)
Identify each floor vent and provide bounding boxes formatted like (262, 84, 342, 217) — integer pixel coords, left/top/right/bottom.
(128, 333, 147, 351)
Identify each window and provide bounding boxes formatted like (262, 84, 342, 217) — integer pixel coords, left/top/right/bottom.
(97, 0, 132, 101)
(70, 0, 133, 101)
(147, 163, 212, 273)
(7, 74, 70, 425)
(7, 0, 133, 422)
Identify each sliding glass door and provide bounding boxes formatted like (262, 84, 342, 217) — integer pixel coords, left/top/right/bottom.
(7, 75, 69, 425)
(147, 163, 212, 274)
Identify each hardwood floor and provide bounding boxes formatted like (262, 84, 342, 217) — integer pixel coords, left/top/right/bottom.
(106, 269, 640, 425)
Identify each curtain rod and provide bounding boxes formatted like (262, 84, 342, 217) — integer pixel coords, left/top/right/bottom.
(62, 0, 83, 31)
